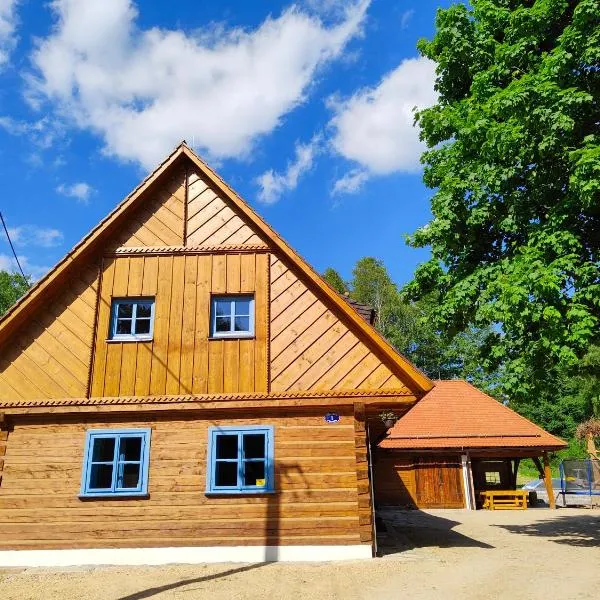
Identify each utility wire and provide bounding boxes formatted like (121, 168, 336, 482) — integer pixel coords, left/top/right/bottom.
(0, 212, 29, 282)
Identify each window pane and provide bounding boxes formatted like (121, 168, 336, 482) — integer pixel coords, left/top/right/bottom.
(89, 464, 113, 490)
(234, 316, 250, 332)
(244, 461, 266, 487)
(120, 464, 141, 489)
(136, 303, 152, 318)
(215, 300, 231, 317)
(92, 437, 115, 462)
(216, 434, 238, 459)
(234, 299, 251, 316)
(116, 319, 132, 334)
(119, 437, 142, 461)
(135, 319, 151, 335)
(215, 316, 231, 333)
(117, 303, 133, 318)
(243, 434, 265, 459)
(215, 461, 238, 487)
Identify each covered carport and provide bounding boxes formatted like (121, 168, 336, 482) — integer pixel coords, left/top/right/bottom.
(374, 380, 566, 510)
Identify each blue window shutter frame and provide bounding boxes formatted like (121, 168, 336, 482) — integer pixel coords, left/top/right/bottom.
(80, 428, 151, 498)
(206, 425, 274, 494)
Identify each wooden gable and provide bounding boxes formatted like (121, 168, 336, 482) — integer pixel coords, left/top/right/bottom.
(0, 143, 432, 404)
(270, 256, 409, 392)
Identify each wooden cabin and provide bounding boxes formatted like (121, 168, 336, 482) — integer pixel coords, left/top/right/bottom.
(0, 143, 434, 567)
(375, 380, 566, 510)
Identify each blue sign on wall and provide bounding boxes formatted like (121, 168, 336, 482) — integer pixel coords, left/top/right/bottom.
(324, 413, 340, 424)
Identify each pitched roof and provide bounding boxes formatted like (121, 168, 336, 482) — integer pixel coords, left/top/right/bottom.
(379, 379, 566, 451)
(0, 142, 433, 394)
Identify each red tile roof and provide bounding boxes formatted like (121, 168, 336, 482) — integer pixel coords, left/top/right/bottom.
(379, 380, 566, 451)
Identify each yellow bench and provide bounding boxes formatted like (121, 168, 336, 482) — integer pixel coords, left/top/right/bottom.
(479, 490, 528, 510)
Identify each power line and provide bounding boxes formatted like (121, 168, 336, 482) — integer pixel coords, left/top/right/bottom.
(0, 212, 28, 282)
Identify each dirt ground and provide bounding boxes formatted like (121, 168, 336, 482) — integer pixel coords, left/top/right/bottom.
(1, 507, 598, 600)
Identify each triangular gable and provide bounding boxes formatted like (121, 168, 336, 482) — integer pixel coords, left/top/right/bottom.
(0, 142, 433, 395)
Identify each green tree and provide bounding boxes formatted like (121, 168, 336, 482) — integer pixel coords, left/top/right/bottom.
(345, 257, 501, 387)
(322, 267, 348, 294)
(0, 271, 30, 316)
(406, 0, 600, 411)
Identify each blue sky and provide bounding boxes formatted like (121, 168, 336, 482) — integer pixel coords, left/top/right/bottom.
(0, 0, 449, 286)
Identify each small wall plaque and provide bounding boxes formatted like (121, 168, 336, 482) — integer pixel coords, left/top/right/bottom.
(324, 413, 340, 424)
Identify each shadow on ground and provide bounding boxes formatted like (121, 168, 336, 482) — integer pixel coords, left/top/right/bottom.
(495, 513, 600, 547)
(376, 509, 493, 556)
(117, 563, 267, 600)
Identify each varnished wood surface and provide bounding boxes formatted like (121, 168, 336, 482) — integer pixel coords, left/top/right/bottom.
(0, 410, 366, 550)
(270, 256, 411, 393)
(186, 168, 267, 248)
(0, 267, 99, 401)
(112, 167, 186, 249)
(415, 456, 464, 509)
(90, 253, 268, 397)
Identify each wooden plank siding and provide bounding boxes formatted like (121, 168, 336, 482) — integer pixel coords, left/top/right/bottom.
(0, 267, 99, 401)
(90, 253, 268, 397)
(111, 166, 186, 249)
(0, 410, 365, 550)
(269, 255, 410, 393)
(373, 454, 418, 507)
(186, 168, 267, 247)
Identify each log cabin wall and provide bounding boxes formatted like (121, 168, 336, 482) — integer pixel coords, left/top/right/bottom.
(0, 409, 364, 550)
(90, 252, 269, 397)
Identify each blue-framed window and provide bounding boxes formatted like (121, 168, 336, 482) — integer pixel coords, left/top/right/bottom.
(110, 298, 155, 341)
(80, 429, 151, 497)
(206, 426, 274, 494)
(210, 295, 254, 338)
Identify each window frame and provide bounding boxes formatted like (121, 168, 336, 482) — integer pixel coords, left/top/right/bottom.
(206, 425, 274, 494)
(80, 428, 152, 498)
(109, 297, 155, 342)
(210, 295, 255, 339)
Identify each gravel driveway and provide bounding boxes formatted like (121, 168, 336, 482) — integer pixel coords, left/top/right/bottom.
(1, 508, 598, 600)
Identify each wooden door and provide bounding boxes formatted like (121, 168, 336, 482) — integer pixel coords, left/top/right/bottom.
(415, 455, 464, 508)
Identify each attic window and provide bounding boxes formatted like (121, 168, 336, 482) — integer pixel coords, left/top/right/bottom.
(110, 298, 155, 341)
(210, 295, 254, 338)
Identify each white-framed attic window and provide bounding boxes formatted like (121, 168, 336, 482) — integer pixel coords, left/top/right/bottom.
(210, 295, 254, 338)
(109, 298, 155, 341)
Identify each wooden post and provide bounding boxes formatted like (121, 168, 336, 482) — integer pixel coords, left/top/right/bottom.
(511, 458, 521, 489)
(542, 452, 556, 509)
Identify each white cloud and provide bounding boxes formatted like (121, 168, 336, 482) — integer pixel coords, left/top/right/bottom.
(331, 168, 369, 195)
(28, 0, 369, 170)
(56, 181, 94, 203)
(400, 9, 414, 30)
(0, 0, 19, 69)
(0, 115, 60, 149)
(6, 225, 64, 247)
(256, 135, 322, 204)
(328, 56, 437, 192)
(0, 253, 49, 280)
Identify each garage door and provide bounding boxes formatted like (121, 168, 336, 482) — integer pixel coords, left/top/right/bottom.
(415, 455, 464, 508)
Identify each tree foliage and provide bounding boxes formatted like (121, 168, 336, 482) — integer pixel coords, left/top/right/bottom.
(406, 0, 600, 409)
(0, 271, 30, 316)
(324, 258, 501, 389)
(322, 267, 348, 294)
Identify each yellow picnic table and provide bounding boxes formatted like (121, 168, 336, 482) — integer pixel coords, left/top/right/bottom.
(479, 489, 528, 510)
